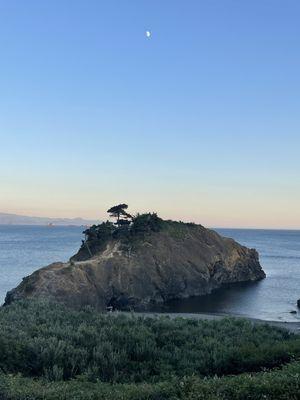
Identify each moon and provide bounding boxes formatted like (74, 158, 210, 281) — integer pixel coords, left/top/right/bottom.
(146, 30, 151, 38)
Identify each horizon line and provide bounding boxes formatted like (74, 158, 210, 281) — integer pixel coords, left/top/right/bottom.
(0, 211, 299, 231)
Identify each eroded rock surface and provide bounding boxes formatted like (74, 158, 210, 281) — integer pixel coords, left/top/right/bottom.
(5, 223, 265, 310)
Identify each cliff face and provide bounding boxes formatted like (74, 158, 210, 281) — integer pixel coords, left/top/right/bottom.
(5, 222, 265, 310)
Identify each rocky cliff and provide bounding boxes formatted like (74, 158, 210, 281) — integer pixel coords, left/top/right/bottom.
(5, 219, 265, 310)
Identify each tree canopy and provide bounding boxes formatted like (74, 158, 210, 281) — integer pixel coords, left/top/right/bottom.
(81, 206, 165, 255)
(107, 204, 132, 226)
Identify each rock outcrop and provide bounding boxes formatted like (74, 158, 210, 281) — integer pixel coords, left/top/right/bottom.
(5, 221, 265, 310)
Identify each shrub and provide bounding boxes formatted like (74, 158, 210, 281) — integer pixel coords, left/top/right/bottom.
(2, 362, 300, 399)
(0, 300, 300, 384)
(130, 213, 164, 236)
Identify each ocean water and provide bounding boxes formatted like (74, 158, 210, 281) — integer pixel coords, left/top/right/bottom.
(163, 229, 300, 322)
(0, 225, 83, 304)
(0, 225, 299, 322)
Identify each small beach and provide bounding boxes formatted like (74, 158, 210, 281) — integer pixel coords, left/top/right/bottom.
(128, 311, 300, 334)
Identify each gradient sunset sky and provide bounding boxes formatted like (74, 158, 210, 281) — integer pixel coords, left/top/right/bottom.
(1, 1, 299, 228)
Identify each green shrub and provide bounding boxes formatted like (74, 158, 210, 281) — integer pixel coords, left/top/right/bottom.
(1, 361, 300, 400)
(131, 213, 164, 236)
(0, 300, 300, 385)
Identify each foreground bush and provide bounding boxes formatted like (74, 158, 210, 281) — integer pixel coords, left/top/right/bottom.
(1, 361, 300, 399)
(0, 300, 300, 384)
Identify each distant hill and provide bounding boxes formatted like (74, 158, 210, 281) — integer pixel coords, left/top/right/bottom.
(0, 212, 99, 226)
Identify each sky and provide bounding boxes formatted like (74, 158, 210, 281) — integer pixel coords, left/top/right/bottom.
(0, 0, 300, 229)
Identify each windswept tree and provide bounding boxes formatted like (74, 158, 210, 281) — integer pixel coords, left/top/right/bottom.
(107, 204, 132, 227)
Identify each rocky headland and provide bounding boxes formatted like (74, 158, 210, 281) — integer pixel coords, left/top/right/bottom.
(5, 207, 266, 310)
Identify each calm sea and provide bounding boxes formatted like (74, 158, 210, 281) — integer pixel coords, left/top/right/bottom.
(0, 225, 83, 305)
(0, 225, 299, 322)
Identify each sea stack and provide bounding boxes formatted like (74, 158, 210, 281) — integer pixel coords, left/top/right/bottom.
(5, 211, 265, 310)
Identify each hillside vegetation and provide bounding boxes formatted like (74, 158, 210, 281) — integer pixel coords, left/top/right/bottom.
(76, 211, 195, 261)
(0, 300, 300, 399)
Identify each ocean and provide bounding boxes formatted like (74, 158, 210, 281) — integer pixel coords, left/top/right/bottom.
(0, 225, 83, 305)
(0, 225, 299, 322)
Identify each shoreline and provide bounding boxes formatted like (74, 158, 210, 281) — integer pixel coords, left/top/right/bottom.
(120, 311, 300, 333)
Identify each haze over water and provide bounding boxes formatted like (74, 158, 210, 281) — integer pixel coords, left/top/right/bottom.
(0, 225, 299, 322)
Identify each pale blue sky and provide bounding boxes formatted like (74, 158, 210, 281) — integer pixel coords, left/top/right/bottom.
(1, 0, 299, 228)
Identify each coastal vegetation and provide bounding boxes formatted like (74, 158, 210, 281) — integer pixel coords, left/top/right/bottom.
(1, 300, 300, 399)
(81, 204, 200, 255)
(83, 203, 164, 244)
(80, 204, 167, 258)
(79, 210, 165, 261)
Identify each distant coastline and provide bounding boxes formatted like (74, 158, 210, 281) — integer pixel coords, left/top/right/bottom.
(0, 212, 98, 226)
